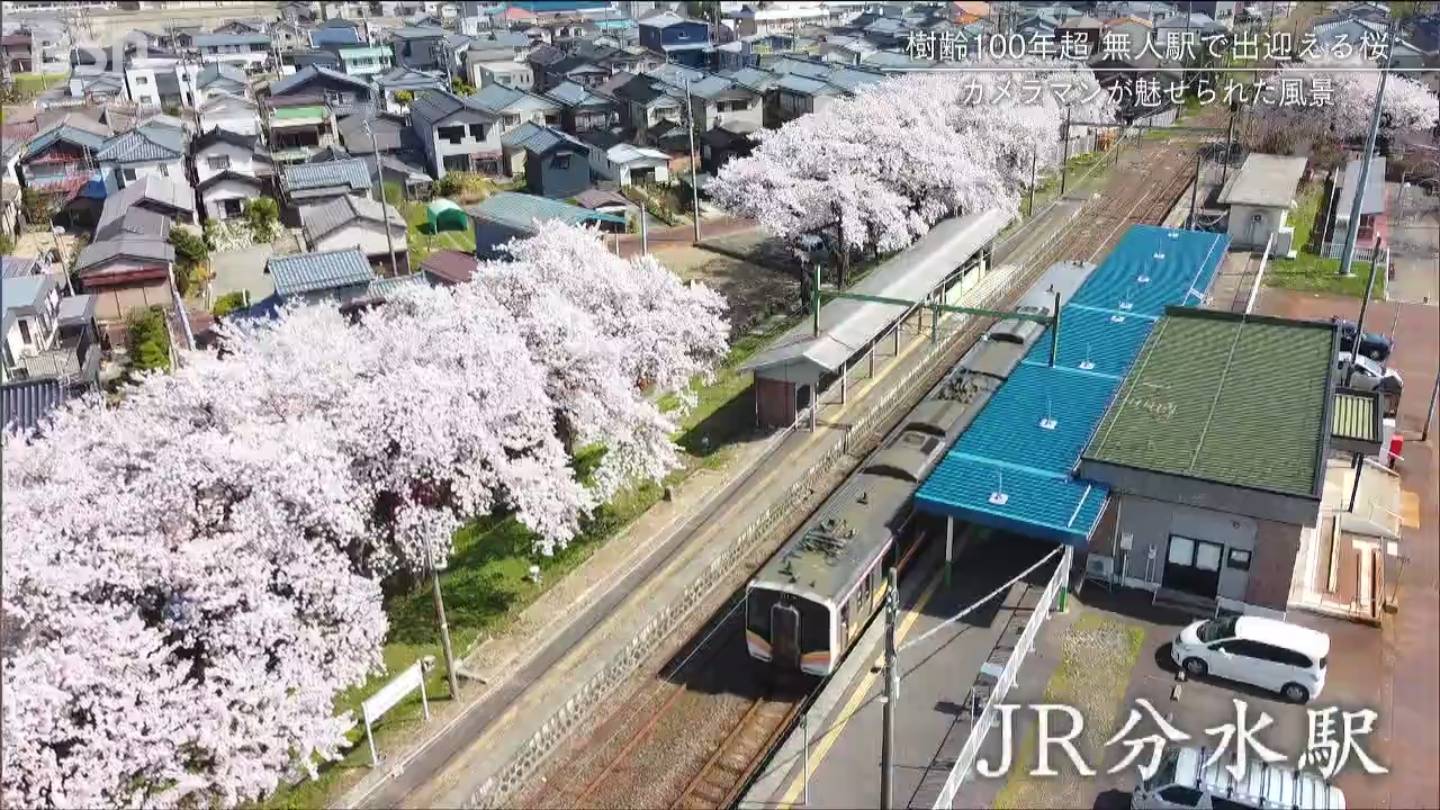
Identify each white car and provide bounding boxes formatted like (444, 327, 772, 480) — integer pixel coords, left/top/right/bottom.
(1132, 745, 1345, 810)
(1170, 616, 1329, 703)
(1335, 352, 1402, 394)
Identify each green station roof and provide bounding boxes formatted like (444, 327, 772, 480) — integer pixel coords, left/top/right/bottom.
(1083, 308, 1336, 498)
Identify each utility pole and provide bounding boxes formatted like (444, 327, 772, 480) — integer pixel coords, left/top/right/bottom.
(1189, 149, 1202, 229)
(363, 116, 401, 276)
(881, 567, 898, 810)
(1345, 242, 1383, 388)
(1339, 13, 1396, 278)
(639, 203, 648, 254)
(421, 537, 462, 700)
(1028, 148, 1037, 217)
(1060, 106, 1071, 195)
(683, 76, 702, 245)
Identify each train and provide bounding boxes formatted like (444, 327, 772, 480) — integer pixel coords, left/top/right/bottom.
(745, 260, 1098, 677)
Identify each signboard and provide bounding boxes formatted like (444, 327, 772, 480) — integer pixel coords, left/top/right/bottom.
(360, 660, 430, 766)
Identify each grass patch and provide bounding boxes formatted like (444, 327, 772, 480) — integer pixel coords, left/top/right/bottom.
(1264, 183, 1388, 299)
(7, 72, 64, 98)
(994, 611, 1144, 809)
(399, 199, 476, 264)
(265, 313, 793, 807)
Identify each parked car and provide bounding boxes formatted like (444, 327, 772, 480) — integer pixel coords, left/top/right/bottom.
(1335, 319, 1392, 362)
(1170, 615, 1329, 703)
(1132, 745, 1345, 810)
(1336, 352, 1403, 417)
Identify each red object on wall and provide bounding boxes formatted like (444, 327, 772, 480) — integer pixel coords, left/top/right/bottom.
(1388, 433, 1404, 469)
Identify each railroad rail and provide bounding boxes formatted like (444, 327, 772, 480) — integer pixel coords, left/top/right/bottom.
(517, 136, 1204, 810)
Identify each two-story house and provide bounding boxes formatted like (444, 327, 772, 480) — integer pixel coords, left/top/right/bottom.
(300, 195, 410, 274)
(95, 119, 188, 195)
(410, 88, 504, 177)
(604, 72, 684, 143)
(310, 17, 366, 49)
(545, 80, 618, 134)
(637, 11, 711, 68)
(193, 127, 273, 222)
(194, 63, 249, 104)
(74, 198, 177, 321)
(1, 24, 68, 74)
(194, 33, 273, 70)
(677, 74, 763, 134)
(336, 45, 394, 77)
(268, 64, 375, 119)
(500, 122, 592, 198)
(473, 60, 535, 91)
(1, 271, 101, 394)
(372, 65, 448, 114)
(17, 115, 115, 228)
(277, 158, 373, 222)
(124, 54, 203, 111)
(390, 26, 449, 71)
(199, 90, 262, 136)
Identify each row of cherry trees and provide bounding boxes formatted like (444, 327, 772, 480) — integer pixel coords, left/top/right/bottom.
(708, 60, 1118, 259)
(1, 225, 729, 807)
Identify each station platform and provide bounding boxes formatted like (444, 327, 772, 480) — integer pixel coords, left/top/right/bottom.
(741, 530, 1064, 809)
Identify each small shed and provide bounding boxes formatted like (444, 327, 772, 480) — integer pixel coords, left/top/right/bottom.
(427, 198, 469, 233)
(466, 192, 625, 259)
(1217, 154, 1307, 254)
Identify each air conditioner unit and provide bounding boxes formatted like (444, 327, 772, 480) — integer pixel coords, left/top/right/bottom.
(1085, 554, 1115, 580)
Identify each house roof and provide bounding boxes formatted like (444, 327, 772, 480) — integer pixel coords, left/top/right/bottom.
(195, 33, 271, 47)
(1218, 154, 1308, 208)
(95, 123, 185, 164)
(571, 188, 631, 210)
(301, 194, 405, 243)
(1, 256, 42, 279)
(411, 88, 501, 125)
(266, 248, 375, 298)
(24, 114, 113, 158)
(420, 249, 478, 285)
(280, 158, 372, 195)
(193, 125, 262, 154)
(337, 114, 416, 153)
(75, 236, 175, 273)
(112, 174, 196, 214)
(196, 63, 248, 88)
(1, 378, 66, 434)
(270, 64, 372, 96)
(470, 83, 560, 114)
(467, 191, 624, 233)
(1083, 308, 1334, 499)
(527, 42, 568, 67)
(606, 142, 668, 164)
(96, 198, 172, 241)
(196, 169, 267, 193)
(1340, 155, 1386, 216)
(390, 26, 447, 40)
(546, 80, 607, 108)
(373, 65, 448, 90)
(501, 121, 588, 154)
(2, 274, 52, 313)
(640, 11, 698, 30)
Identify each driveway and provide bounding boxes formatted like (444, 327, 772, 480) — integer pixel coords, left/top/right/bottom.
(209, 244, 274, 303)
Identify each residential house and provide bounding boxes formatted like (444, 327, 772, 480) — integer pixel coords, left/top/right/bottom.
(390, 26, 449, 71)
(1, 24, 69, 74)
(546, 80, 617, 133)
(257, 249, 424, 313)
(1, 273, 101, 393)
(373, 65, 448, 114)
(470, 83, 562, 170)
(74, 204, 176, 320)
(279, 0, 320, 22)
(284, 49, 344, 72)
(194, 33, 273, 70)
(675, 73, 763, 133)
(724, 4, 830, 37)
(198, 91, 262, 136)
(95, 119, 187, 191)
(467, 191, 625, 258)
(16, 115, 115, 228)
(1100, 15, 1156, 60)
(858, 15, 911, 49)
(588, 139, 669, 187)
(463, 29, 532, 64)
(1311, 16, 1428, 70)
(0, 377, 67, 433)
(637, 11, 711, 68)
(419, 249, 477, 286)
(570, 187, 635, 224)
(1057, 14, 1105, 57)
(300, 194, 409, 274)
(501, 122, 592, 198)
(268, 64, 375, 118)
(337, 113, 421, 160)
(1, 181, 21, 238)
(474, 60, 535, 91)
(410, 88, 504, 177)
(277, 158, 373, 221)
(1325, 155, 1388, 258)
(272, 21, 311, 53)
(332, 46, 391, 78)
(124, 54, 202, 111)
(700, 122, 754, 173)
(1173, 1, 1236, 27)
(68, 66, 129, 103)
(525, 42, 568, 85)
(193, 127, 273, 222)
(1217, 154, 1308, 253)
(214, 19, 269, 36)
(605, 72, 685, 143)
(536, 54, 611, 92)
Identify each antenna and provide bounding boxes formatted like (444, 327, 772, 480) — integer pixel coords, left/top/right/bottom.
(988, 471, 1009, 506)
(1039, 396, 1058, 431)
(1137, 272, 1151, 284)
(1153, 251, 1165, 260)
(1118, 285, 1134, 311)
(1078, 342, 1095, 371)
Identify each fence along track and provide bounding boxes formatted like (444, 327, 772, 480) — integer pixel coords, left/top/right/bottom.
(494, 138, 1204, 810)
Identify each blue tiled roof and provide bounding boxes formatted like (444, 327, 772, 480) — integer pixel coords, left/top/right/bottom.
(280, 158, 372, 193)
(267, 248, 375, 298)
(95, 124, 184, 164)
(467, 191, 625, 233)
(914, 225, 1228, 546)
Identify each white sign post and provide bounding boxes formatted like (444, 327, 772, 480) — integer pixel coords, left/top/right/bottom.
(360, 659, 430, 767)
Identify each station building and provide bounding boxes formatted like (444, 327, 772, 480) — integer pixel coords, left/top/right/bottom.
(741, 208, 1008, 429)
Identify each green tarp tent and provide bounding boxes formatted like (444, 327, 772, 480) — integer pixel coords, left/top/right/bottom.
(427, 198, 468, 233)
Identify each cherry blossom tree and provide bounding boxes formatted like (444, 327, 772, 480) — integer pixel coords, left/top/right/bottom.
(709, 61, 1117, 259)
(1252, 57, 1439, 154)
(3, 224, 728, 807)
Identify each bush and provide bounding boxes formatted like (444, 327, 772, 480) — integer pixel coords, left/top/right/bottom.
(0, 232, 13, 255)
(170, 228, 209, 296)
(394, 89, 414, 105)
(434, 173, 463, 197)
(126, 306, 171, 375)
(245, 197, 280, 243)
(212, 291, 248, 318)
(382, 180, 405, 206)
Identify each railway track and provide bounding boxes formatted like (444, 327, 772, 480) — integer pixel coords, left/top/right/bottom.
(516, 136, 1204, 810)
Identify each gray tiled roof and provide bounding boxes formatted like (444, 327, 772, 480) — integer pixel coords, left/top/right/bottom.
(367, 273, 427, 299)
(281, 158, 372, 195)
(95, 124, 185, 164)
(546, 81, 605, 108)
(112, 174, 196, 215)
(300, 194, 404, 244)
(96, 199, 173, 241)
(467, 191, 624, 233)
(270, 64, 371, 96)
(267, 248, 375, 298)
(195, 33, 271, 47)
(1, 378, 66, 434)
(390, 26, 447, 40)
(374, 65, 448, 90)
(197, 63, 248, 88)
(75, 237, 175, 273)
(501, 122, 587, 155)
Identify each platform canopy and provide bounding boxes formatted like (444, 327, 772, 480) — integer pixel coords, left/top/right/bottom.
(914, 225, 1229, 547)
(740, 208, 1010, 383)
(427, 197, 469, 233)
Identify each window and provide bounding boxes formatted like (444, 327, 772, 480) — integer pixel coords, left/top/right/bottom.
(122, 168, 137, 182)
(498, 75, 510, 85)
(468, 122, 487, 139)
(439, 125, 465, 144)
(551, 154, 570, 170)
(134, 75, 149, 85)
(18, 319, 31, 345)
(157, 164, 168, 177)
(207, 155, 231, 171)
(503, 114, 520, 127)
(1227, 549, 1251, 571)
(221, 198, 243, 217)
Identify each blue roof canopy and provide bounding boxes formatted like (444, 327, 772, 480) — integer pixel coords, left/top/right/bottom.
(914, 225, 1228, 546)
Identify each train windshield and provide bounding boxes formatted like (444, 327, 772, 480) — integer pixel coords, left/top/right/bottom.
(746, 587, 830, 653)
